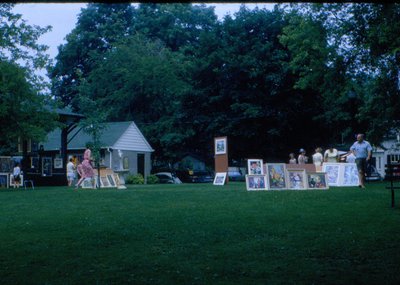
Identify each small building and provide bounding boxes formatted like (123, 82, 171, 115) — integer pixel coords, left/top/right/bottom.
(28, 121, 154, 185)
(373, 138, 400, 178)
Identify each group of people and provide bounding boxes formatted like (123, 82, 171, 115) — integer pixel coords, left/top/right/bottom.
(289, 133, 372, 188)
(66, 147, 95, 189)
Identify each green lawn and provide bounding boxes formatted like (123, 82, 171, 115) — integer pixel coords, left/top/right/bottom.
(0, 182, 399, 284)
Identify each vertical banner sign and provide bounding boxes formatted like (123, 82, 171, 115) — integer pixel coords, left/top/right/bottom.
(214, 136, 229, 184)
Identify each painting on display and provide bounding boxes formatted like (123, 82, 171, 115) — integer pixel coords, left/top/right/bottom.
(247, 159, 264, 175)
(286, 169, 307, 190)
(246, 175, 268, 190)
(10, 174, 23, 187)
(213, 172, 227, 186)
(0, 157, 12, 173)
(265, 163, 287, 190)
(215, 137, 227, 155)
(0, 173, 9, 188)
(322, 163, 341, 186)
(100, 176, 111, 188)
(42, 157, 52, 176)
(81, 178, 97, 189)
(307, 172, 329, 189)
(107, 174, 116, 187)
(54, 158, 63, 169)
(341, 163, 359, 186)
(31, 157, 39, 170)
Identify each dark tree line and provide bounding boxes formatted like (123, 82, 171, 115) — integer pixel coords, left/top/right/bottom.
(48, 3, 400, 165)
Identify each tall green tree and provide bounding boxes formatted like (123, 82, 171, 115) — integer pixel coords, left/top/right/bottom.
(0, 4, 56, 154)
(78, 34, 192, 160)
(0, 3, 52, 91)
(0, 60, 56, 154)
(283, 3, 400, 145)
(134, 3, 218, 52)
(181, 6, 324, 161)
(50, 3, 135, 108)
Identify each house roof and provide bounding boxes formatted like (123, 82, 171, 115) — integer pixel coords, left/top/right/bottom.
(42, 121, 154, 152)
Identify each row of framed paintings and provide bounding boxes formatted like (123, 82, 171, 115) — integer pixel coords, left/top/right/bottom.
(0, 173, 24, 188)
(246, 168, 328, 191)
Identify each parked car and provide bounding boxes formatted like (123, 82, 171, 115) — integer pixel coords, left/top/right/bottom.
(176, 170, 214, 183)
(366, 165, 383, 181)
(228, 170, 245, 182)
(154, 172, 182, 184)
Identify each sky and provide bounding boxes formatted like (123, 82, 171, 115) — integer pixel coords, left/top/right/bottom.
(12, 3, 275, 61)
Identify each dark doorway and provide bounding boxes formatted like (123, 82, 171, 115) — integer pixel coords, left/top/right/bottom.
(138, 154, 145, 176)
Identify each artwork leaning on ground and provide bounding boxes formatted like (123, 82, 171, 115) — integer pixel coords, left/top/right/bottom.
(246, 175, 268, 190)
(341, 163, 359, 186)
(307, 172, 329, 189)
(286, 169, 307, 190)
(213, 172, 227, 186)
(322, 163, 341, 186)
(265, 163, 287, 190)
(247, 159, 264, 175)
(322, 163, 359, 187)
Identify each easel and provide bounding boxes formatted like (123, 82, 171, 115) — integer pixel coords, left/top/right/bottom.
(214, 136, 228, 184)
(385, 160, 400, 208)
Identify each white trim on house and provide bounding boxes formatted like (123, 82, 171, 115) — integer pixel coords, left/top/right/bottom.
(113, 122, 154, 152)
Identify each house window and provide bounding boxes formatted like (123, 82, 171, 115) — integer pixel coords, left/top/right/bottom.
(17, 138, 31, 153)
(389, 154, 400, 163)
(123, 157, 129, 170)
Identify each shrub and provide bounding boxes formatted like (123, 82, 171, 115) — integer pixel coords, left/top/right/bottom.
(126, 173, 144, 184)
(147, 174, 159, 184)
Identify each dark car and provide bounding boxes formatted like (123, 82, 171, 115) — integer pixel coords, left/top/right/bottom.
(154, 172, 182, 184)
(176, 170, 214, 183)
(228, 170, 245, 182)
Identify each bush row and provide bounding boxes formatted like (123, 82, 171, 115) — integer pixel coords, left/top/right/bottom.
(125, 173, 159, 184)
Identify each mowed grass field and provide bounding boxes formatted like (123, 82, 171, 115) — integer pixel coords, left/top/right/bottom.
(0, 181, 399, 285)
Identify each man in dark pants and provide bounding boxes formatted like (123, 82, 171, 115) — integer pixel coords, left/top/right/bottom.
(350, 134, 372, 189)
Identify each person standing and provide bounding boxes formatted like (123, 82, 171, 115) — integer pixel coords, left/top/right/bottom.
(13, 163, 21, 188)
(324, 146, 338, 163)
(66, 158, 75, 187)
(298, 149, 308, 164)
(289, 153, 297, 164)
(312, 147, 323, 167)
(350, 133, 372, 189)
(75, 147, 95, 189)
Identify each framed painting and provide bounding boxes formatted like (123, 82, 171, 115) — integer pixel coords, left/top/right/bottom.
(10, 174, 23, 187)
(247, 159, 264, 175)
(107, 174, 116, 187)
(0, 156, 12, 173)
(286, 169, 307, 190)
(246, 175, 268, 190)
(341, 163, 359, 186)
(31, 157, 39, 170)
(100, 176, 111, 188)
(307, 172, 329, 190)
(213, 172, 227, 186)
(113, 174, 121, 186)
(81, 178, 95, 189)
(215, 137, 227, 155)
(42, 157, 52, 176)
(54, 158, 63, 169)
(0, 173, 9, 188)
(322, 163, 341, 186)
(265, 163, 287, 190)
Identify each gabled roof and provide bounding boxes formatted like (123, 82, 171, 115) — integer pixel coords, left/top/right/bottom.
(42, 121, 154, 152)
